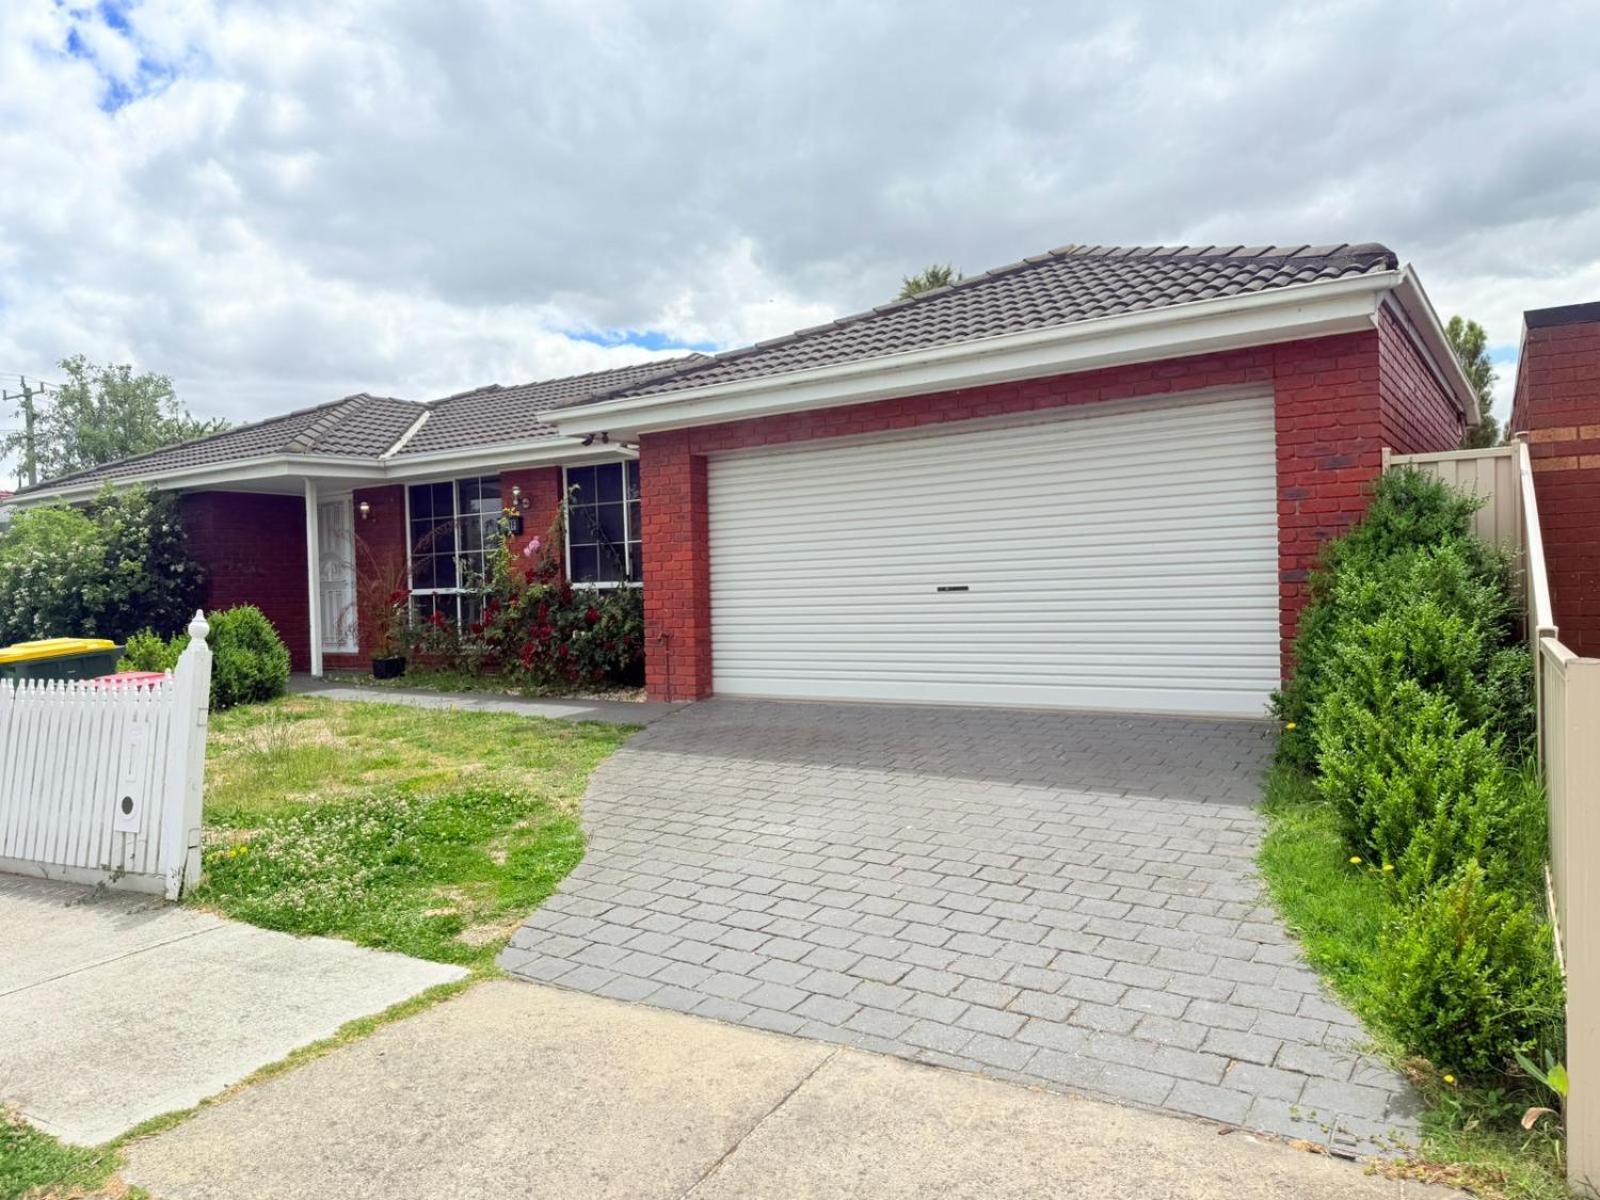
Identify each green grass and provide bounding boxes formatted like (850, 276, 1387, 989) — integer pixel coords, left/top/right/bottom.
(1258, 764, 1570, 1200)
(0, 1111, 119, 1200)
(190, 696, 634, 965)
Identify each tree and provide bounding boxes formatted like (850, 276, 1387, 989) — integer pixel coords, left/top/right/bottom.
(1445, 316, 1501, 449)
(0, 356, 227, 482)
(898, 263, 962, 300)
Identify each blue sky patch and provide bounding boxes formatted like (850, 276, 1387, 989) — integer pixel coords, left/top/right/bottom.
(568, 328, 718, 353)
(59, 0, 179, 113)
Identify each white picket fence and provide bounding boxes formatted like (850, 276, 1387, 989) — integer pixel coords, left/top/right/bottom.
(0, 611, 212, 899)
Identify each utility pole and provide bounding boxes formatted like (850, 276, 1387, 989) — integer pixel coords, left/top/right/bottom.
(2, 377, 42, 486)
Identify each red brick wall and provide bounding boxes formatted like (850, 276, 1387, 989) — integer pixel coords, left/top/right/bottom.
(501, 466, 565, 572)
(179, 491, 310, 671)
(1512, 307, 1600, 656)
(1377, 304, 1468, 453)
(638, 329, 1463, 701)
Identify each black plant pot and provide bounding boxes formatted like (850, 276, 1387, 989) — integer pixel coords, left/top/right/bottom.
(371, 656, 407, 681)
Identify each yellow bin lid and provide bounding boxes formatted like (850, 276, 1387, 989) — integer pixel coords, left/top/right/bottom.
(0, 637, 118, 665)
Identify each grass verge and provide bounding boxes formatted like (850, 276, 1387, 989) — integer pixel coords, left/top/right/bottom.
(191, 695, 633, 965)
(0, 1112, 120, 1200)
(1258, 764, 1568, 1200)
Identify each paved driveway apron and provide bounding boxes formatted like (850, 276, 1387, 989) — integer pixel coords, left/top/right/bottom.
(503, 700, 1417, 1155)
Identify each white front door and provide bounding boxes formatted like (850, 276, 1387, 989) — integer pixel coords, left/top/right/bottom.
(317, 497, 358, 653)
(705, 392, 1281, 718)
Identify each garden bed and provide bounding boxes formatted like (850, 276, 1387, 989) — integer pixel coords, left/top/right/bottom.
(189, 696, 634, 967)
(323, 667, 646, 704)
(1262, 469, 1566, 1200)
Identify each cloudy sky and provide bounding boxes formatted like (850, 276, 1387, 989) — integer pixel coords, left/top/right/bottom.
(1, 0, 1597, 477)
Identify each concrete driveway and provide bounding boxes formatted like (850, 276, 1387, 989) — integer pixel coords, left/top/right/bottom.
(503, 699, 1418, 1155)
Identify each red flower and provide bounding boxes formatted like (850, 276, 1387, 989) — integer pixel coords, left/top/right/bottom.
(429, 610, 448, 630)
(469, 622, 484, 636)
(388, 588, 410, 606)
(584, 607, 600, 625)
(556, 643, 569, 658)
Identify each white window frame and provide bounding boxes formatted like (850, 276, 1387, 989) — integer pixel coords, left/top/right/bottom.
(563, 460, 641, 588)
(404, 474, 503, 626)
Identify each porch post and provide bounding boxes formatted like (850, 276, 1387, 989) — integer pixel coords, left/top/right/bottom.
(304, 478, 323, 677)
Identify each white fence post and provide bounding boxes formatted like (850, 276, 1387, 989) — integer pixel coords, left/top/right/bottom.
(161, 610, 212, 900)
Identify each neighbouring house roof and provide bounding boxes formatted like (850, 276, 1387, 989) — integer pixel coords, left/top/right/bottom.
(11, 357, 700, 502)
(577, 244, 1400, 402)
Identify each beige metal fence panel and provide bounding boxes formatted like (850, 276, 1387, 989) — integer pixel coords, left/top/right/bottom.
(1385, 444, 1523, 549)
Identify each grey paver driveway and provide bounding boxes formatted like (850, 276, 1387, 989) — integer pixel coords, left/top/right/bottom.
(502, 699, 1418, 1155)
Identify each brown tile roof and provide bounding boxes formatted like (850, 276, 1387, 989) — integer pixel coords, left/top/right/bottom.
(13, 356, 705, 496)
(14, 393, 423, 495)
(393, 357, 702, 458)
(589, 243, 1398, 402)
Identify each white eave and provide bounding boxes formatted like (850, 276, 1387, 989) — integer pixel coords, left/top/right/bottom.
(552, 266, 1479, 439)
(6, 436, 631, 508)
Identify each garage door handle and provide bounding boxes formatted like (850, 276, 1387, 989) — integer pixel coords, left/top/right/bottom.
(936, 585, 970, 593)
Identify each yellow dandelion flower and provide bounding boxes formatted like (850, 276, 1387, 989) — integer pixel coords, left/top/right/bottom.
(1349, 856, 1362, 865)
(1382, 864, 1394, 873)
(1443, 1074, 1456, 1086)
(1285, 722, 1297, 731)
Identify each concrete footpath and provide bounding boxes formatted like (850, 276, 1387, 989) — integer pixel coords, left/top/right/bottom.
(124, 981, 1447, 1200)
(289, 675, 683, 725)
(0, 875, 464, 1144)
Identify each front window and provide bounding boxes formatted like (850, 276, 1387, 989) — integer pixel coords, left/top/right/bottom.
(408, 475, 501, 625)
(565, 461, 641, 585)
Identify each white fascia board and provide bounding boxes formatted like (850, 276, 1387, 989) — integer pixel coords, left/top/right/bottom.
(8, 438, 618, 507)
(8, 455, 387, 507)
(1389, 265, 1481, 424)
(551, 271, 1403, 439)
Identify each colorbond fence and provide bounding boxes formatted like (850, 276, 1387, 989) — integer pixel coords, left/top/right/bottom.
(0, 611, 212, 900)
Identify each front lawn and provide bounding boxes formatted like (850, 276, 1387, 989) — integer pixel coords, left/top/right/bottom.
(189, 696, 633, 966)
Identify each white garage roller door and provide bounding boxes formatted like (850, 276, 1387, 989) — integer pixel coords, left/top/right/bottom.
(705, 392, 1280, 717)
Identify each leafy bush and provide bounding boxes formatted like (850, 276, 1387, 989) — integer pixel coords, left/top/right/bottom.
(1274, 471, 1519, 768)
(0, 486, 205, 645)
(1316, 684, 1545, 900)
(1374, 863, 1565, 1074)
(404, 505, 645, 691)
(118, 604, 289, 709)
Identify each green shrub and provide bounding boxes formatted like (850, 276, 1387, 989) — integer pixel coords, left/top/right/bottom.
(0, 486, 205, 645)
(1316, 685, 1546, 899)
(1374, 863, 1564, 1075)
(118, 629, 181, 673)
(208, 606, 291, 708)
(118, 605, 289, 709)
(1274, 471, 1514, 768)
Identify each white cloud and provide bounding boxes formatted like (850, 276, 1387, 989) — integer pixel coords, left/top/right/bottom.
(0, 0, 1597, 474)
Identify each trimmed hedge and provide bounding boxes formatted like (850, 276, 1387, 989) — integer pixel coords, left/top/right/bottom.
(120, 604, 290, 710)
(1276, 468, 1561, 1079)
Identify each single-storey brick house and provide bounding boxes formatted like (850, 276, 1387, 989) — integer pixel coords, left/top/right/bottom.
(10, 243, 1477, 716)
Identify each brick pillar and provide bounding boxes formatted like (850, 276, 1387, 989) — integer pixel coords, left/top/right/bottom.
(1512, 302, 1600, 656)
(639, 429, 712, 700)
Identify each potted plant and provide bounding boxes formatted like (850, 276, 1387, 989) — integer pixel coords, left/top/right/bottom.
(357, 547, 413, 680)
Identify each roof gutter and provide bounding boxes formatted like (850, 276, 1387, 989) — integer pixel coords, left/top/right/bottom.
(551, 269, 1462, 439)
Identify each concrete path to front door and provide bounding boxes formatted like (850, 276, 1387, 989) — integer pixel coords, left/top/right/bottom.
(502, 699, 1420, 1157)
(124, 979, 1448, 1199)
